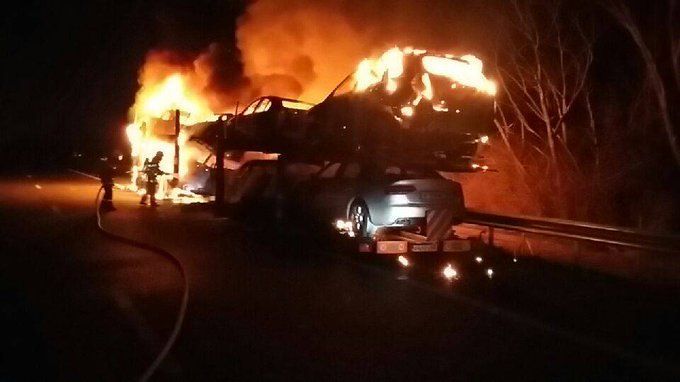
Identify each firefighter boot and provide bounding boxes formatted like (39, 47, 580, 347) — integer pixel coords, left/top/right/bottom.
(100, 200, 116, 212)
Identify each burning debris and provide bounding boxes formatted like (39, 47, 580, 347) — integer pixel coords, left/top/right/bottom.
(125, 71, 217, 203)
(442, 263, 459, 280)
(303, 46, 496, 170)
(348, 46, 496, 127)
(354, 47, 496, 100)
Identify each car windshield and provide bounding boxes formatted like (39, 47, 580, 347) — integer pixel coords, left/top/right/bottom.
(367, 164, 440, 180)
(242, 99, 261, 115)
(282, 100, 314, 110)
(330, 75, 357, 98)
(254, 99, 272, 113)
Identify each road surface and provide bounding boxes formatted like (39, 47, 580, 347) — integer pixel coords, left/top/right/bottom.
(1, 171, 678, 380)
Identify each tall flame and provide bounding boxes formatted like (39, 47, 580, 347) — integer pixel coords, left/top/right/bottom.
(422, 54, 497, 95)
(352, 46, 495, 122)
(125, 65, 217, 201)
(354, 47, 496, 97)
(132, 73, 214, 125)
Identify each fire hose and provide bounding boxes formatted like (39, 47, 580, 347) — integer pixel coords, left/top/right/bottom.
(94, 187, 189, 381)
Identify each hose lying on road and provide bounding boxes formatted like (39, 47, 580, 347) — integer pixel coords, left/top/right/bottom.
(95, 187, 189, 382)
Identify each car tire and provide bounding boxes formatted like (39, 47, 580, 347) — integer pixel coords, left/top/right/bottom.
(349, 201, 370, 238)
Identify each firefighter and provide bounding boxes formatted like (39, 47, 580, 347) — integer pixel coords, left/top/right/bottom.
(99, 156, 116, 212)
(140, 151, 167, 207)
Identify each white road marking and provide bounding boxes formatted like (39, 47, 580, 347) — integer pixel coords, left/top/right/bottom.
(67, 169, 100, 181)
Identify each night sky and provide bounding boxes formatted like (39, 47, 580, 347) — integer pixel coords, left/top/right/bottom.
(1, 0, 245, 168)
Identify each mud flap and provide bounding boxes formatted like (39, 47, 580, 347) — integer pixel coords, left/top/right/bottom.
(426, 209, 454, 241)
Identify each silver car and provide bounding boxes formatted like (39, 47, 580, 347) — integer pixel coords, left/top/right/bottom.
(300, 161, 465, 239)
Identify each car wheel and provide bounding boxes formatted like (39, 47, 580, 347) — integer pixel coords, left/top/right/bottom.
(349, 201, 370, 238)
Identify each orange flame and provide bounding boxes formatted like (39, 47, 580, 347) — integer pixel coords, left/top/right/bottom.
(355, 47, 495, 95)
(125, 57, 219, 201)
(352, 46, 495, 119)
(132, 73, 214, 125)
(422, 54, 496, 95)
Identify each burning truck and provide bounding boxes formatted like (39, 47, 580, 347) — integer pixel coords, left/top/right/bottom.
(198, 47, 495, 169)
(206, 47, 497, 242)
(123, 47, 496, 202)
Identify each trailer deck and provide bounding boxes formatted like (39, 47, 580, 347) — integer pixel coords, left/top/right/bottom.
(358, 229, 472, 255)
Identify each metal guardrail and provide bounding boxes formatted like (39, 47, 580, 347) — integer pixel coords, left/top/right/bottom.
(463, 210, 680, 253)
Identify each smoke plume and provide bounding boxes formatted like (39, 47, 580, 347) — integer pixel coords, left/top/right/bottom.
(134, 0, 495, 114)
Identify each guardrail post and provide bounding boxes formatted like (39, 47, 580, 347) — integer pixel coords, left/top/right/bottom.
(572, 240, 581, 263)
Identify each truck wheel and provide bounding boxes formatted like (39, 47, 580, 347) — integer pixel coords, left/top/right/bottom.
(349, 201, 370, 238)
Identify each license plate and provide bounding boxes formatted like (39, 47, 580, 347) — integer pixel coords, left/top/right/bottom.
(442, 239, 471, 252)
(411, 242, 438, 252)
(376, 241, 408, 254)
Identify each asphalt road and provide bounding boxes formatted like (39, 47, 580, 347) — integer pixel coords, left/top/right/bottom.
(1, 171, 679, 381)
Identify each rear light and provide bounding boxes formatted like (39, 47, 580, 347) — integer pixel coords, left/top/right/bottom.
(384, 185, 416, 194)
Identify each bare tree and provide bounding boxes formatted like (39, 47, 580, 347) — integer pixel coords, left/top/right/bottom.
(492, 0, 595, 217)
(604, 0, 680, 167)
